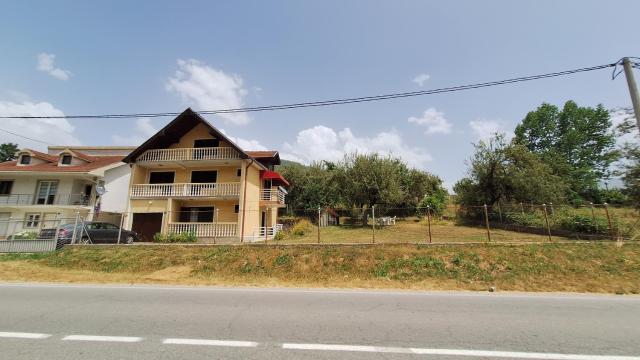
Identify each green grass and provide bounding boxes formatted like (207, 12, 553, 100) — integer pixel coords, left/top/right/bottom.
(1, 243, 639, 293)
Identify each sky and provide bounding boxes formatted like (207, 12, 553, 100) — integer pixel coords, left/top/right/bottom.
(0, 0, 639, 190)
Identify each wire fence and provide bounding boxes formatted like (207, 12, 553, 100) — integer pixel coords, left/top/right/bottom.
(0, 203, 637, 253)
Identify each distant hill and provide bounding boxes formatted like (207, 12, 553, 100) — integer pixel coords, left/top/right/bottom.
(279, 159, 304, 168)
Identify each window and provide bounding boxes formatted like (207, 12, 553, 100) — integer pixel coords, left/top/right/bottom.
(103, 223, 119, 230)
(148, 172, 175, 184)
(61, 155, 72, 165)
(0, 181, 13, 195)
(25, 213, 41, 228)
(19, 155, 31, 165)
(193, 139, 219, 148)
(236, 168, 242, 177)
(234, 204, 239, 213)
(36, 181, 58, 205)
(179, 207, 214, 222)
(191, 171, 217, 183)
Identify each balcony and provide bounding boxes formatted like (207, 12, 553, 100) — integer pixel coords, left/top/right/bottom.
(0, 193, 90, 207)
(167, 222, 237, 237)
(130, 183, 240, 199)
(260, 187, 287, 207)
(136, 147, 241, 163)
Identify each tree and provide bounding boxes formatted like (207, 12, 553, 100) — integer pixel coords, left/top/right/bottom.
(0, 143, 19, 162)
(514, 101, 618, 202)
(616, 110, 640, 208)
(454, 134, 567, 207)
(278, 161, 340, 211)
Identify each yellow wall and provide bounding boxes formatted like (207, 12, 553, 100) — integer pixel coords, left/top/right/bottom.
(131, 166, 240, 185)
(240, 163, 261, 239)
(168, 123, 234, 149)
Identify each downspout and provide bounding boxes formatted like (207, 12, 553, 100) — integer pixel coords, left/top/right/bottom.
(240, 159, 254, 243)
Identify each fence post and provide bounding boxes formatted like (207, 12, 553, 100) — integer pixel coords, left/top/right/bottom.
(520, 202, 524, 216)
(589, 202, 597, 232)
(71, 211, 80, 244)
(317, 207, 321, 244)
(426, 205, 432, 244)
(117, 213, 124, 244)
(264, 208, 268, 244)
(603, 203, 614, 240)
(483, 204, 491, 242)
(54, 213, 61, 244)
(372, 205, 376, 244)
(215, 208, 219, 245)
(497, 203, 503, 223)
(542, 204, 552, 242)
(549, 202, 554, 217)
(7, 216, 13, 240)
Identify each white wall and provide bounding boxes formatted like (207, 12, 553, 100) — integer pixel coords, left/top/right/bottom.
(100, 163, 131, 213)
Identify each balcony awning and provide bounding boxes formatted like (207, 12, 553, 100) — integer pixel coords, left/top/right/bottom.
(260, 170, 289, 187)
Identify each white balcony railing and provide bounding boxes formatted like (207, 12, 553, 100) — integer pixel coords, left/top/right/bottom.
(0, 193, 90, 206)
(137, 147, 241, 162)
(260, 187, 286, 204)
(130, 183, 240, 198)
(250, 224, 284, 242)
(167, 222, 237, 238)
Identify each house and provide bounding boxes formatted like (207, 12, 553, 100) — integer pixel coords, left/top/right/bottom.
(122, 108, 289, 242)
(0, 146, 135, 239)
(319, 207, 340, 227)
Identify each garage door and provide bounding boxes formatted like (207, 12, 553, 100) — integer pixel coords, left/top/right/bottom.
(131, 213, 163, 242)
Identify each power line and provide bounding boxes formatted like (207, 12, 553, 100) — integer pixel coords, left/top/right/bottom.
(0, 127, 54, 145)
(0, 62, 620, 120)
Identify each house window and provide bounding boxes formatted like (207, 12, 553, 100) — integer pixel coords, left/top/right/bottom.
(61, 155, 72, 165)
(234, 204, 239, 213)
(193, 139, 219, 148)
(36, 180, 58, 205)
(25, 213, 41, 228)
(236, 168, 242, 177)
(0, 181, 13, 195)
(179, 207, 214, 222)
(19, 155, 31, 165)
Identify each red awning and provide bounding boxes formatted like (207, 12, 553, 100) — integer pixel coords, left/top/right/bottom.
(261, 170, 290, 187)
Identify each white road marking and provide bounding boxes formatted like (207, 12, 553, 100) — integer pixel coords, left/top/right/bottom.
(62, 335, 143, 343)
(0, 332, 50, 339)
(163, 338, 258, 347)
(282, 343, 640, 360)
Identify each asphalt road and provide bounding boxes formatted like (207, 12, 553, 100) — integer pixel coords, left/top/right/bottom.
(0, 283, 638, 360)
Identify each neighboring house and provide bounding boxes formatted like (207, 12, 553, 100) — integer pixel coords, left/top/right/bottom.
(319, 207, 340, 227)
(122, 108, 289, 242)
(0, 146, 135, 238)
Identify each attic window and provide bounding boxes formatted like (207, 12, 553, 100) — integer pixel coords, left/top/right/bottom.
(61, 155, 72, 165)
(19, 155, 31, 165)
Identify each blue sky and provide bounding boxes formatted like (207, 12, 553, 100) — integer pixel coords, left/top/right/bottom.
(0, 0, 638, 189)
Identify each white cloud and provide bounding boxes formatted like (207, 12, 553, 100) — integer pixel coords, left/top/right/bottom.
(469, 119, 508, 141)
(412, 73, 430, 87)
(112, 118, 158, 145)
(36, 53, 72, 81)
(282, 125, 432, 168)
(0, 100, 80, 149)
(218, 129, 267, 151)
(408, 108, 452, 135)
(166, 59, 250, 125)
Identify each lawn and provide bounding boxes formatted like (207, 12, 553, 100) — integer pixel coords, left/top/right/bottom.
(1, 243, 639, 294)
(278, 218, 572, 244)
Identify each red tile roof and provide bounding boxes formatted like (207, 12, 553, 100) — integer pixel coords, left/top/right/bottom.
(26, 149, 59, 162)
(0, 156, 124, 173)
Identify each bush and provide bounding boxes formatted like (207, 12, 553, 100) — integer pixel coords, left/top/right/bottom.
(153, 232, 198, 243)
(502, 212, 544, 227)
(555, 214, 611, 235)
(273, 231, 285, 241)
(9, 231, 38, 240)
(291, 219, 313, 236)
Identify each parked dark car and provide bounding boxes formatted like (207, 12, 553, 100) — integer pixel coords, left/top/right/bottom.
(39, 222, 138, 247)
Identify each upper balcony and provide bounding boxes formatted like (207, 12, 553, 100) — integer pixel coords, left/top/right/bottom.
(260, 186, 287, 207)
(136, 147, 242, 166)
(0, 193, 90, 207)
(130, 183, 240, 199)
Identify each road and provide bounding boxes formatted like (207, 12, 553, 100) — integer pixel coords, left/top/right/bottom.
(0, 283, 638, 360)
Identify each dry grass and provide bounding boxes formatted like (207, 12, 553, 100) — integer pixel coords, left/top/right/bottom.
(279, 219, 564, 244)
(1, 242, 639, 294)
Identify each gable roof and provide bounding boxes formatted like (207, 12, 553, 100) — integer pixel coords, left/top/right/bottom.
(123, 108, 252, 163)
(58, 149, 96, 163)
(18, 149, 58, 163)
(0, 156, 124, 173)
(246, 150, 281, 165)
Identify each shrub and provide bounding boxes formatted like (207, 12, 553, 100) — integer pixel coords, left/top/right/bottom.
(9, 231, 38, 240)
(555, 214, 611, 235)
(502, 212, 544, 227)
(291, 219, 313, 236)
(153, 232, 197, 243)
(273, 231, 285, 241)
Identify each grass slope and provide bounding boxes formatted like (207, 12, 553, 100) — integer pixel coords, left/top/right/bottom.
(1, 243, 639, 294)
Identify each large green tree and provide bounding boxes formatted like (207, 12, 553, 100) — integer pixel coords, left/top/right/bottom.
(514, 101, 618, 202)
(0, 143, 19, 162)
(454, 134, 567, 206)
(616, 110, 640, 208)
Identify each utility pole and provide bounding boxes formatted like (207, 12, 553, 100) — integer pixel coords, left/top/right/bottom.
(622, 57, 640, 131)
